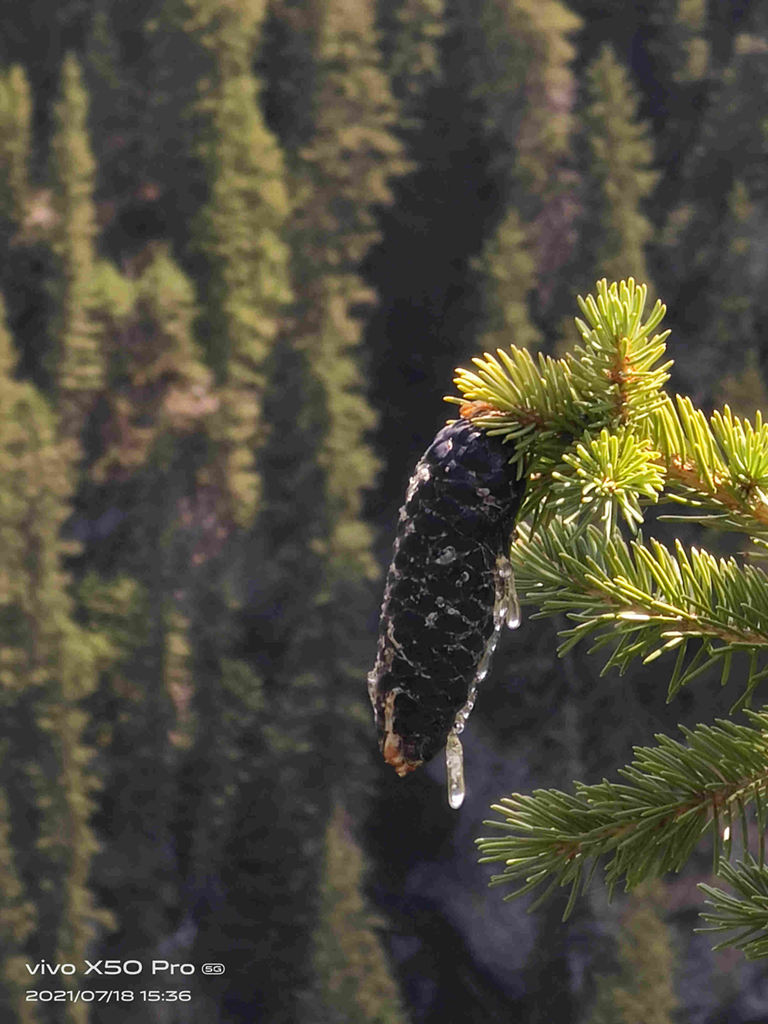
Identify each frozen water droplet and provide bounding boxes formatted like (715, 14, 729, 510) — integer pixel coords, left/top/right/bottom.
(366, 670, 378, 710)
(435, 546, 457, 565)
(497, 559, 513, 580)
(445, 730, 465, 809)
(475, 630, 500, 681)
(495, 555, 522, 631)
(506, 587, 521, 630)
(453, 679, 480, 732)
(435, 596, 446, 608)
(444, 555, 524, 770)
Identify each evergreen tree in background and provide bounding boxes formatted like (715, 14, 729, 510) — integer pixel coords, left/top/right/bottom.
(378, 0, 445, 117)
(147, 9, 300, 1014)
(0, 305, 36, 1024)
(585, 884, 679, 1024)
(579, 44, 657, 291)
(0, 787, 35, 1024)
(304, 803, 406, 1024)
(83, 0, 146, 206)
(297, 0, 407, 271)
(194, 1, 407, 1018)
(640, 0, 710, 204)
(0, 62, 42, 392)
(691, 180, 768, 408)
(666, 0, 709, 85)
(0, 65, 31, 229)
(474, 206, 541, 351)
(665, 20, 768, 401)
(264, 0, 405, 719)
(80, 571, 182, 970)
(456, 0, 581, 332)
(78, 244, 216, 968)
(0, 299, 106, 1024)
(188, 0, 293, 525)
(275, 0, 405, 786)
(85, 244, 210, 481)
(454, 0, 579, 201)
(49, 53, 105, 435)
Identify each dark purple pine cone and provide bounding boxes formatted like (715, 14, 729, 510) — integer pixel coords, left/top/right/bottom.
(368, 409, 524, 776)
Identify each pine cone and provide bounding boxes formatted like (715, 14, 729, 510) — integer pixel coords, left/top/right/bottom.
(368, 416, 524, 776)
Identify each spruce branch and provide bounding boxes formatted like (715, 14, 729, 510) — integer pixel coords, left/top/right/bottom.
(568, 280, 671, 427)
(452, 280, 671, 448)
(549, 427, 664, 537)
(649, 399, 768, 538)
(698, 857, 768, 959)
(451, 279, 675, 527)
(452, 279, 768, 539)
(476, 712, 768, 918)
(446, 345, 581, 471)
(446, 278, 768, 955)
(509, 520, 768, 707)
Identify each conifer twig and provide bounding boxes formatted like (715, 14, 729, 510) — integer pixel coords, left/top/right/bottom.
(477, 713, 768, 919)
(447, 279, 768, 955)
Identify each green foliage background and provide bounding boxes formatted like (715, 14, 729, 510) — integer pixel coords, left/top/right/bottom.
(0, 1, 766, 1022)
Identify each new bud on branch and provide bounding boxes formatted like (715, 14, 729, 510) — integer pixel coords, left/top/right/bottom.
(367, 406, 524, 805)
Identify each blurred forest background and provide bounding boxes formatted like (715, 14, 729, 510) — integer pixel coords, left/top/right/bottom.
(2, 0, 768, 1022)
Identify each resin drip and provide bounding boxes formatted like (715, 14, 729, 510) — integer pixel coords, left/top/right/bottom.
(445, 730, 465, 809)
(452, 555, 520, 735)
(445, 556, 522, 807)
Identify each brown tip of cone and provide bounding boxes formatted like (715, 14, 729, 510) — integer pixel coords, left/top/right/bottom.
(383, 730, 422, 777)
